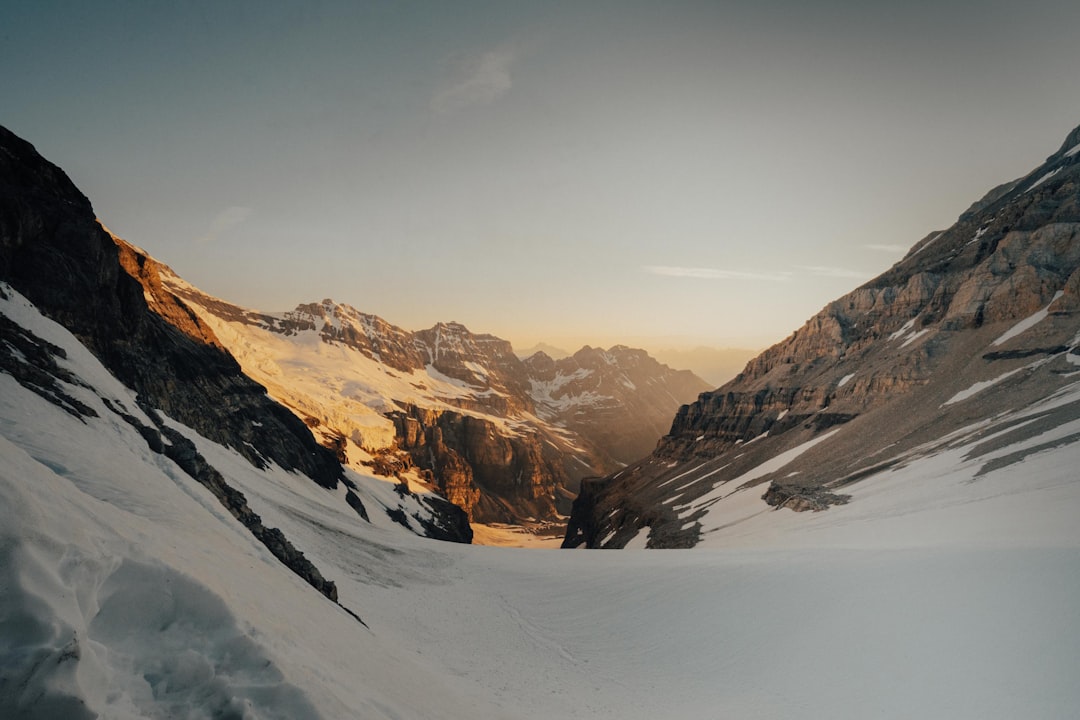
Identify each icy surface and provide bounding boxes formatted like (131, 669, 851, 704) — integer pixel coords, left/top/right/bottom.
(3, 286, 1080, 719)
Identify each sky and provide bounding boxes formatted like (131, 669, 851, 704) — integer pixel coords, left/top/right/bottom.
(3, 0, 1079, 353)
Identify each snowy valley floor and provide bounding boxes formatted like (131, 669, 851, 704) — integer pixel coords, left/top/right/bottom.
(229, 431, 1080, 720)
(2, 286, 1080, 719)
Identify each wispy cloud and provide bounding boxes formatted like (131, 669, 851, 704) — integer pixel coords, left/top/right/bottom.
(644, 265, 792, 282)
(432, 46, 516, 114)
(864, 243, 908, 253)
(196, 206, 252, 244)
(798, 265, 871, 279)
(645, 264, 872, 282)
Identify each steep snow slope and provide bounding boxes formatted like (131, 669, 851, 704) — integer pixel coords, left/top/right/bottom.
(0, 286, 498, 718)
(3, 283, 1079, 719)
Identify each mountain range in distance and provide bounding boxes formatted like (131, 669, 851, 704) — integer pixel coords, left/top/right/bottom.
(517, 343, 759, 387)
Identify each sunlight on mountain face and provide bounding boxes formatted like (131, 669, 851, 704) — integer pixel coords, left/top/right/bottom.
(3, 2, 1080, 714)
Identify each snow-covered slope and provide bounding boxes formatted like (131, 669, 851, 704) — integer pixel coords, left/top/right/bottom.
(3, 284, 1078, 719)
(0, 285, 502, 718)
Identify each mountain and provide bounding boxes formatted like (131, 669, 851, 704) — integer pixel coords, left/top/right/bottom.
(524, 345, 709, 467)
(514, 342, 571, 360)
(3, 126, 1079, 720)
(0, 124, 472, 547)
(565, 123, 1080, 549)
(159, 276, 709, 532)
(0, 118, 707, 545)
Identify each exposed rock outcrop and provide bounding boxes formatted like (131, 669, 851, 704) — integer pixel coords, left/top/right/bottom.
(388, 403, 564, 522)
(761, 483, 850, 512)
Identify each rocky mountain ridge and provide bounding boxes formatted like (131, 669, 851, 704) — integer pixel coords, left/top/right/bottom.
(162, 278, 709, 531)
(565, 123, 1080, 549)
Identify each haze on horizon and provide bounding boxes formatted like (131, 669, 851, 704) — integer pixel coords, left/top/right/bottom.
(2, 1, 1078, 354)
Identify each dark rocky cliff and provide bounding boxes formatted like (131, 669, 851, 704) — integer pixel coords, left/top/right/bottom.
(0, 126, 341, 488)
(566, 123, 1080, 549)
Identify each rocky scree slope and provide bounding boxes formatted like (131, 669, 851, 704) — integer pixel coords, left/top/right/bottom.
(565, 123, 1080, 549)
(163, 279, 708, 529)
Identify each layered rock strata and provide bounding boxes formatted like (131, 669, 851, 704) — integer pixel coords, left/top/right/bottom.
(565, 123, 1080, 548)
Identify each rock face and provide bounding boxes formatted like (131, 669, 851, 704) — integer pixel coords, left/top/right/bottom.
(0, 125, 354, 606)
(565, 123, 1080, 549)
(163, 286, 709, 529)
(526, 345, 710, 466)
(387, 402, 564, 523)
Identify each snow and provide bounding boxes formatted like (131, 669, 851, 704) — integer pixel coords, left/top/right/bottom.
(837, 372, 855, 387)
(674, 430, 843, 526)
(656, 460, 708, 488)
(464, 360, 489, 380)
(0, 287, 500, 719)
(899, 327, 930, 348)
(888, 318, 916, 341)
(470, 524, 565, 548)
(623, 529, 649, 549)
(527, 368, 603, 414)
(992, 291, 1064, 346)
(1025, 167, 1061, 192)
(4, 285, 1080, 719)
(908, 231, 943, 258)
(727, 429, 840, 486)
(943, 367, 1025, 405)
(1066, 142, 1080, 158)
(171, 286, 611, 500)
(179, 296, 526, 454)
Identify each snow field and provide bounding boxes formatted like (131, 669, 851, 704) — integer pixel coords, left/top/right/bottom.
(3, 285, 1080, 719)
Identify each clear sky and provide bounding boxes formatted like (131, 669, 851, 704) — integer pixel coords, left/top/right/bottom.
(3, 1, 1079, 352)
